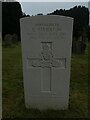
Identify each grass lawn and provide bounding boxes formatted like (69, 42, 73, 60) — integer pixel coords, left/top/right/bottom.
(2, 42, 89, 118)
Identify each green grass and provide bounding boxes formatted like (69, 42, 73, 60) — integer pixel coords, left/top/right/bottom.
(2, 42, 89, 118)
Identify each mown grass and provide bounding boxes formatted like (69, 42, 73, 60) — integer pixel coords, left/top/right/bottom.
(2, 42, 89, 118)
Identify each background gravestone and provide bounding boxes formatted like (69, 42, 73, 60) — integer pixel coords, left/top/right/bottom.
(12, 34, 18, 44)
(4, 34, 12, 47)
(20, 16, 73, 110)
(72, 36, 86, 54)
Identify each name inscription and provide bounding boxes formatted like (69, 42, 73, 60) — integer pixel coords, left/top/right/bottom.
(27, 23, 66, 40)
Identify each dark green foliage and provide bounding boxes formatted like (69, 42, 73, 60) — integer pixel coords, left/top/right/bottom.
(2, 2, 23, 41)
(48, 6, 89, 54)
(48, 6, 89, 38)
(22, 12, 30, 17)
(37, 13, 43, 15)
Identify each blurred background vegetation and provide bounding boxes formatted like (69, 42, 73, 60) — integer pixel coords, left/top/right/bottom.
(2, 2, 90, 54)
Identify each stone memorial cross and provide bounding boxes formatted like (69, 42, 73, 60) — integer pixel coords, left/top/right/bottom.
(27, 42, 66, 91)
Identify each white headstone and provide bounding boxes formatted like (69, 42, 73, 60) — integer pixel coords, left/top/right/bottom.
(20, 15, 73, 110)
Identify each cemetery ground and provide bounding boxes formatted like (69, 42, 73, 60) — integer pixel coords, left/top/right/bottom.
(2, 42, 88, 118)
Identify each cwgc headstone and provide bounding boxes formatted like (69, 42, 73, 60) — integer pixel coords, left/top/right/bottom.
(20, 16, 73, 110)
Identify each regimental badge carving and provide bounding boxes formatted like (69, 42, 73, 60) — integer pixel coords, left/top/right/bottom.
(27, 42, 66, 68)
(41, 43, 53, 61)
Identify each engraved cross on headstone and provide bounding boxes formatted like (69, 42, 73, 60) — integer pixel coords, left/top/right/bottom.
(27, 42, 66, 91)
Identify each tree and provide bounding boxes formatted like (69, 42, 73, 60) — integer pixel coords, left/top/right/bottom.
(37, 13, 43, 15)
(2, 2, 23, 40)
(48, 6, 89, 38)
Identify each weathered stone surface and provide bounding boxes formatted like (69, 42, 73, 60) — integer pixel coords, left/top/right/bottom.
(20, 15, 73, 110)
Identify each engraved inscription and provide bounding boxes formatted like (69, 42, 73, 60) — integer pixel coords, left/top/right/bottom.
(27, 42, 66, 68)
(27, 42, 66, 91)
(27, 58, 66, 68)
(27, 23, 66, 40)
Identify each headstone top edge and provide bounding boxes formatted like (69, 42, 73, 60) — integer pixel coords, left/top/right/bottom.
(20, 15, 74, 22)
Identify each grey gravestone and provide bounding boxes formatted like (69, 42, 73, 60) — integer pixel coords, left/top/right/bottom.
(4, 34, 12, 47)
(20, 15, 73, 110)
(12, 34, 18, 44)
(72, 36, 86, 54)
